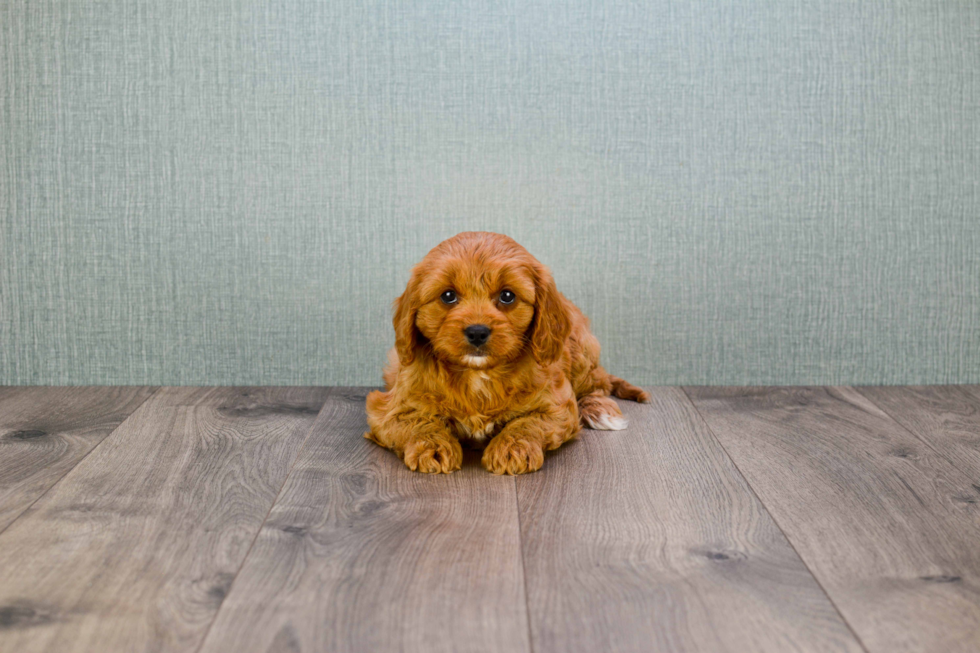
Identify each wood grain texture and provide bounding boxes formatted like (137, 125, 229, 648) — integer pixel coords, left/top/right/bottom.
(856, 386, 980, 481)
(686, 386, 980, 653)
(197, 388, 531, 653)
(0, 386, 329, 653)
(515, 387, 862, 653)
(0, 386, 157, 532)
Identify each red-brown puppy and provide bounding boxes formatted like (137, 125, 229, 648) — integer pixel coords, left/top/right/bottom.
(365, 232, 649, 475)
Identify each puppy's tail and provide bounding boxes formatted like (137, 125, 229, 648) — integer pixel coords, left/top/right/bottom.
(609, 375, 650, 403)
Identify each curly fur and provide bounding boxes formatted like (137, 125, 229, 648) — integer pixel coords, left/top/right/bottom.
(365, 232, 649, 474)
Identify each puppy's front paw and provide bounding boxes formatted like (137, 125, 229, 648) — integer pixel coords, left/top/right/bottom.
(403, 436, 463, 474)
(482, 435, 544, 475)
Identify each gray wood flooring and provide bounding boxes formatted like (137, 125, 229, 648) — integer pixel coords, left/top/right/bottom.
(1, 386, 978, 653)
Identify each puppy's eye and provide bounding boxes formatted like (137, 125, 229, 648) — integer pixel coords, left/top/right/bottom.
(499, 289, 516, 305)
(440, 290, 458, 305)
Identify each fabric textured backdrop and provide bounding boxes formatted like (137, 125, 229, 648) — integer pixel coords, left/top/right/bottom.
(2, 0, 978, 386)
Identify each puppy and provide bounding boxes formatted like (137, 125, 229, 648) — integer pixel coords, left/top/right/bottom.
(364, 232, 649, 475)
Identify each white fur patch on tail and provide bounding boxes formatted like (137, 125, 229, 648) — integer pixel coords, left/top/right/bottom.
(584, 412, 628, 431)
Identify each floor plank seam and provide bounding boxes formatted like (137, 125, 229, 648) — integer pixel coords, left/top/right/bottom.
(852, 386, 980, 482)
(0, 385, 162, 540)
(191, 387, 335, 653)
(679, 386, 873, 653)
(513, 476, 536, 653)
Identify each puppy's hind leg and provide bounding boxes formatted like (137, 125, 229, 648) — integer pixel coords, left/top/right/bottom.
(578, 392, 628, 431)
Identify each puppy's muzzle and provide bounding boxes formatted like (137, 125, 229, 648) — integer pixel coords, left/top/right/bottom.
(463, 324, 491, 347)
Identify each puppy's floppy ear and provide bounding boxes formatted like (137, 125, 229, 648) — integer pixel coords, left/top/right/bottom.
(393, 279, 422, 366)
(530, 264, 571, 363)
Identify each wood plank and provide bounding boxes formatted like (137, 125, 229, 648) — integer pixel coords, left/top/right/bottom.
(197, 388, 531, 653)
(0, 386, 329, 653)
(856, 385, 980, 481)
(516, 387, 862, 653)
(686, 386, 980, 653)
(0, 386, 157, 532)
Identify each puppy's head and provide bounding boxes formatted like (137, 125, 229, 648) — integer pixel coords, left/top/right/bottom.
(393, 232, 570, 369)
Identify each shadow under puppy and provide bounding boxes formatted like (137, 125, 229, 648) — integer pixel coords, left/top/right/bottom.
(365, 232, 648, 475)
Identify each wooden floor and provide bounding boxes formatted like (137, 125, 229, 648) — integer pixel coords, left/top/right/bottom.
(1, 387, 978, 653)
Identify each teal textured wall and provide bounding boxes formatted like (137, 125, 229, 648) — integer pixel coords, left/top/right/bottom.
(2, 1, 978, 386)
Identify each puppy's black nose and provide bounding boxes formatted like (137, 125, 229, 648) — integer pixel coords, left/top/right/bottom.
(464, 324, 491, 346)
